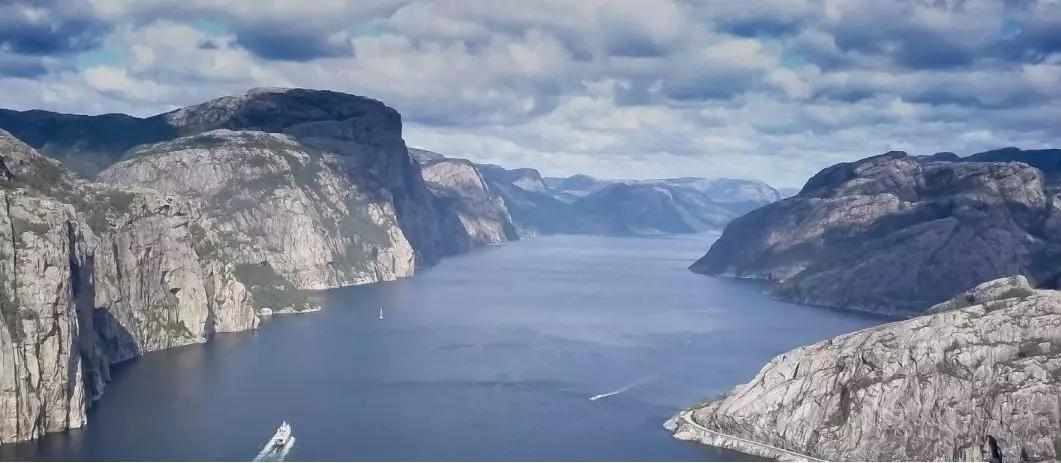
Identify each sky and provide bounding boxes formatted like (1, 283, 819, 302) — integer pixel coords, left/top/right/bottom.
(1, 1, 1060, 187)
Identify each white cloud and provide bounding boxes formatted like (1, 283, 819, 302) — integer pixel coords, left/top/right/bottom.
(2, 0, 1060, 188)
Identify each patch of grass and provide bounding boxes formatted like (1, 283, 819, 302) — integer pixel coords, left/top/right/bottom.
(233, 262, 308, 310)
(143, 310, 194, 339)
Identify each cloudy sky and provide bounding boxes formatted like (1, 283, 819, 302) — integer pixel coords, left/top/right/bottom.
(2, 0, 1060, 187)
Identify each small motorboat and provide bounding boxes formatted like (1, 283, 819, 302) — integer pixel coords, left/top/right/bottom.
(273, 421, 292, 448)
(378, 306, 384, 320)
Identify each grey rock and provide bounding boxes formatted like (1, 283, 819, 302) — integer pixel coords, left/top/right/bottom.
(0, 130, 259, 443)
(670, 275, 1061, 462)
(99, 130, 416, 293)
(966, 147, 1061, 184)
(692, 151, 1061, 314)
(412, 149, 517, 251)
(0, 88, 459, 266)
(0, 190, 89, 444)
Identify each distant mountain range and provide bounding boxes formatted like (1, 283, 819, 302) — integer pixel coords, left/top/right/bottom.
(412, 149, 780, 237)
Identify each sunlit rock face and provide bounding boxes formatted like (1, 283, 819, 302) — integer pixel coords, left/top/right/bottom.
(100, 130, 416, 293)
(670, 275, 1061, 462)
(692, 151, 1061, 314)
(411, 148, 518, 251)
(0, 130, 258, 444)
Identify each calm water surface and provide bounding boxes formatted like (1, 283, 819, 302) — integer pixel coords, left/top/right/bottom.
(2, 234, 890, 461)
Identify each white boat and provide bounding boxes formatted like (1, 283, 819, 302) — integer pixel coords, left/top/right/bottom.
(378, 306, 384, 320)
(272, 421, 292, 448)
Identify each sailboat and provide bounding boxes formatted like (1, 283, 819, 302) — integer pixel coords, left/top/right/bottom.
(378, 306, 384, 320)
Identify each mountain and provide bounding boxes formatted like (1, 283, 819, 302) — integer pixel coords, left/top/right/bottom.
(409, 148, 518, 251)
(437, 162, 781, 236)
(0, 130, 259, 444)
(100, 130, 416, 293)
(966, 147, 1061, 184)
(0, 109, 176, 177)
(0, 88, 454, 266)
(476, 164, 575, 237)
(691, 151, 1061, 314)
(666, 275, 1061, 462)
(547, 174, 780, 234)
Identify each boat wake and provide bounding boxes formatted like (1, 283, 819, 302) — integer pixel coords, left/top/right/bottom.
(589, 374, 659, 401)
(254, 437, 295, 462)
(253, 422, 295, 462)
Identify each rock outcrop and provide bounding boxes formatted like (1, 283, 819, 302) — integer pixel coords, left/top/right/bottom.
(0, 88, 457, 266)
(0, 130, 259, 444)
(692, 151, 1061, 314)
(966, 148, 1061, 184)
(410, 149, 517, 251)
(477, 163, 573, 237)
(159, 88, 452, 265)
(100, 130, 415, 295)
(668, 275, 1061, 462)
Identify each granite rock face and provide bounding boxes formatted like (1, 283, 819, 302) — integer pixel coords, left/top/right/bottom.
(670, 275, 1061, 462)
(0, 191, 89, 444)
(477, 163, 572, 237)
(411, 149, 517, 251)
(0, 88, 456, 266)
(692, 151, 1061, 314)
(100, 130, 415, 294)
(0, 130, 258, 443)
(162, 88, 452, 265)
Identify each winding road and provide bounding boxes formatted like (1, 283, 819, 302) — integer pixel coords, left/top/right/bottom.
(676, 410, 823, 462)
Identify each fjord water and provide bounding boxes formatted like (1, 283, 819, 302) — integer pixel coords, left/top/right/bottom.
(2, 235, 888, 461)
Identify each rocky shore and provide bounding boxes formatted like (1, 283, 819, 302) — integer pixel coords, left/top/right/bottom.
(669, 275, 1061, 462)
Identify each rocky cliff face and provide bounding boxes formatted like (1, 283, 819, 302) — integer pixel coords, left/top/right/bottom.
(668, 275, 1061, 462)
(0, 88, 456, 266)
(692, 151, 1061, 314)
(0, 130, 259, 444)
(161, 88, 452, 265)
(410, 149, 517, 251)
(477, 163, 572, 237)
(100, 130, 415, 296)
(0, 190, 89, 444)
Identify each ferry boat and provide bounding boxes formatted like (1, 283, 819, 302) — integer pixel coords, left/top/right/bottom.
(273, 421, 292, 448)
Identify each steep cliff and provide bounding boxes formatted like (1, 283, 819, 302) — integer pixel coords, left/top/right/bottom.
(0, 88, 456, 265)
(160, 88, 452, 265)
(477, 163, 572, 237)
(692, 151, 1061, 314)
(0, 130, 258, 444)
(410, 149, 517, 250)
(667, 275, 1061, 462)
(100, 130, 415, 295)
